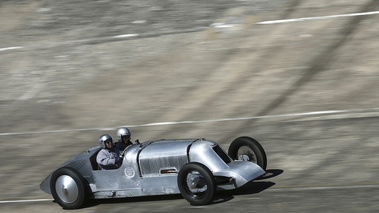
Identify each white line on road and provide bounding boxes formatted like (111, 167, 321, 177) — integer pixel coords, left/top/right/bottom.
(0, 199, 53, 204)
(257, 10, 379, 25)
(1, 11, 378, 53)
(113, 34, 139, 38)
(1, 108, 379, 136)
(0, 46, 23, 51)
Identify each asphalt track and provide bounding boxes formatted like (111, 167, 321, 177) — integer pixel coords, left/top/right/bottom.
(1, 0, 379, 212)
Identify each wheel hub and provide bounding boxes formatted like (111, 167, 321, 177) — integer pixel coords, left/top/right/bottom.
(237, 146, 257, 163)
(55, 175, 79, 203)
(187, 173, 207, 193)
(238, 154, 251, 161)
(62, 187, 68, 195)
(190, 177, 206, 189)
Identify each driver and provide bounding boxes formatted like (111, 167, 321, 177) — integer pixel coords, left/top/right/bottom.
(115, 127, 133, 152)
(97, 134, 122, 170)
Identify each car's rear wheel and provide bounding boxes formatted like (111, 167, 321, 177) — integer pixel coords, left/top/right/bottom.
(177, 162, 216, 205)
(228, 136, 267, 170)
(50, 167, 87, 209)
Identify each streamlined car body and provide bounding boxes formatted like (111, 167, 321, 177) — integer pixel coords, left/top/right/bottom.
(40, 137, 267, 209)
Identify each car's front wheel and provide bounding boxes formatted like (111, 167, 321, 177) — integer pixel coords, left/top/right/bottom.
(177, 162, 216, 205)
(228, 136, 267, 170)
(50, 167, 88, 209)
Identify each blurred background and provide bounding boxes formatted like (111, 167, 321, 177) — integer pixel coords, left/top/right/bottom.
(1, 0, 379, 212)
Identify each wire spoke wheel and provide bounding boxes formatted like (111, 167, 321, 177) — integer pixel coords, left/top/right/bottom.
(237, 145, 258, 163)
(178, 163, 215, 205)
(228, 136, 267, 170)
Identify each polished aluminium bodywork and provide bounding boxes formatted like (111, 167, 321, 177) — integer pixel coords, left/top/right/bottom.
(40, 138, 265, 199)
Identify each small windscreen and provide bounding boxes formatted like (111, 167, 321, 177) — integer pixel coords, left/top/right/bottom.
(213, 145, 231, 164)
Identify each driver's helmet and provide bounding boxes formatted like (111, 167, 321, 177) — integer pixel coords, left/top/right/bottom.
(117, 127, 131, 142)
(99, 134, 113, 148)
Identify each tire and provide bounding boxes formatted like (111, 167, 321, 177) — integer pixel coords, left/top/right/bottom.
(177, 162, 216, 205)
(50, 167, 88, 209)
(228, 136, 267, 170)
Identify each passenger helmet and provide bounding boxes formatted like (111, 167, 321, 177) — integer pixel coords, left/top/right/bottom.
(117, 127, 131, 142)
(99, 134, 113, 148)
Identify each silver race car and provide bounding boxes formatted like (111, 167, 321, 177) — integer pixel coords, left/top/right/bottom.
(40, 136, 267, 209)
